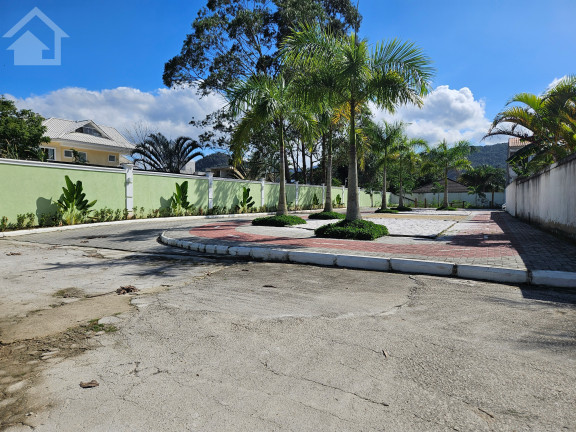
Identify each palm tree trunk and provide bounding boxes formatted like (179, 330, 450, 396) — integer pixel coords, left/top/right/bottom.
(309, 151, 313, 184)
(324, 127, 333, 212)
(398, 158, 404, 207)
(346, 100, 361, 221)
(301, 140, 307, 184)
(277, 122, 288, 216)
(381, 157, 387, 210)
(443, 167, 449, 207)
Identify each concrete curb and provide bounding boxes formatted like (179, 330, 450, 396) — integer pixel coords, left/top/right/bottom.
(159, 233, 576, 288)
(0, 210, 323, 238)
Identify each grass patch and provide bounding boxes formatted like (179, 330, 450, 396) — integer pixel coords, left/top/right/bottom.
(393, 205, 413, 212)
(375, 208, 399, 214)
(53, 287, 85, 298)
(437, 206, 457, 211)
(252, 215, 306, 227)
(85, 319, 117, 333)
(308, 211, 345, 220)
(315, 219, 388, 240)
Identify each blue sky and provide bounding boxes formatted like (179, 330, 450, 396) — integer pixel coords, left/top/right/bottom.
(1, 0, 575, 146)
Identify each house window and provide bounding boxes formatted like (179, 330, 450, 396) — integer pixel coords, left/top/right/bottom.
(108, 154, 117, 162)
(41, 147, 55, 161)
(76, 126, 103, 138)
(64, 149, 87, 163)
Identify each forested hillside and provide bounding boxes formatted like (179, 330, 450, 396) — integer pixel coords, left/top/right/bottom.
(468, 142, 507, 169)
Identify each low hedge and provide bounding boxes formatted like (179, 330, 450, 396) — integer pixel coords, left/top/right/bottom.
(436, 206, 457, 211)
(394, 205, 413, 212)
(308, 211, 345, 220)
(315, 219, 388, 240)
(252, 215, 306, 226)
(375, 208, 399, 214)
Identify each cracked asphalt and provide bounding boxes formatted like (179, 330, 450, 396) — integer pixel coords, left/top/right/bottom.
(2, 221, 576, 431)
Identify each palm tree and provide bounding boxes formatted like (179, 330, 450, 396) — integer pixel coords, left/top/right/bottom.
(459, 165, 505, 207)
(227, 73, 314, 215)
(394, 136, 427, 208)
(365, 120, 405, 210)
(422, 140, 472, 208)
(131, 133, 203, 173)
(282, 25, 434, 221)
(485, 75, 576, 175)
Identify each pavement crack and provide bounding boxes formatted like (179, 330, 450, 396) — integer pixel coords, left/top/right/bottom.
(260, 361, 389, 407)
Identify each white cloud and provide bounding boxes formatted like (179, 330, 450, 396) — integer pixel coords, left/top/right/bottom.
(547, 75, 568, 90)
(7, 86, 226, 141)
(372, 85, 498, 145)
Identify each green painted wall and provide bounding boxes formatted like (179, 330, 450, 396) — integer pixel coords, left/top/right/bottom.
(2, 160, 390, 223)
(213, 180, 262, 210)
(133, 174, 208, 211)
(0, 162, 124, 223)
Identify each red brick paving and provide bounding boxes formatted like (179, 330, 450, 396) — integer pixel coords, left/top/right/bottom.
(180, 211, 576, 272)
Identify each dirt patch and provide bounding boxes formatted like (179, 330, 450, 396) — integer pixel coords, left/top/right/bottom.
(0, 294, 132, 344)
(53, 287, 86, 299)
(0, 322, 111, 430)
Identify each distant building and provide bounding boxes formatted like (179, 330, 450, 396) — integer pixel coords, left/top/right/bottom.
(507, 137, 530, 184)
(41, 118, 134, 167)
(206, 165, 244, 179)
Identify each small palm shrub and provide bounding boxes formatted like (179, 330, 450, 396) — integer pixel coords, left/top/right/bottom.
(236, 187, 255, 213)
(315, 219, 388, 240)
(57, 176, 97, 225)
(170, 181, 195, 216)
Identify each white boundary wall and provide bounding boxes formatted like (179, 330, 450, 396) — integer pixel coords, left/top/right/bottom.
(506, 153, 576, 240)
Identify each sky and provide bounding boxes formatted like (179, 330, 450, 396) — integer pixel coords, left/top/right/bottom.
(1, 0, 575, 148)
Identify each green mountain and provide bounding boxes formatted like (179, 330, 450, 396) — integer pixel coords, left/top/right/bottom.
(468, 142, 508, 169)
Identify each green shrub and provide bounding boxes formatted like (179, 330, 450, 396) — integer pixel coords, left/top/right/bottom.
(375, 208, 398, 214)
(394, 205, 413, 212)
(437, 206, 457, 211)
(315, 219, 388, 240)
(38, 212, 60, 227)
(0, 216, 8, 231)
(57, 175, 97, 225)
(252, 215, 306, 227)
(308, 211, 345, 220)
(236, 186, 255, 213)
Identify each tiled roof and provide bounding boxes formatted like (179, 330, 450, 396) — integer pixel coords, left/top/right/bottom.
(43, 118, 134, 150)
(508, 137, 530, 148)
(412, 178, 469, 194)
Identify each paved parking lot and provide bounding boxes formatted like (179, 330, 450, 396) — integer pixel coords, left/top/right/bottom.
(1, 219, 576, 431)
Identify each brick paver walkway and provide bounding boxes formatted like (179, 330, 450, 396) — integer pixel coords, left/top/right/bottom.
(167, 211, 576, 272)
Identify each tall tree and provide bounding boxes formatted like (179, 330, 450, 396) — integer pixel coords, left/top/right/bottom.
(485, 75, 576, 176)
(393, 136, 427, 208)
(0, 96, 50, 161)
(282, 25, 433, 220)
(459, 164, 505, 207)
(365, 120, 405, 210)
(226, 73, 314, 215)
(422, 140, 472, 208)
(131, 133, 203, 173)
(163, 0, 360, 95)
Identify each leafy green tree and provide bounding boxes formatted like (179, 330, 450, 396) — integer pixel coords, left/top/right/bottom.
(282, 25, 433, 220)
(365, 120, 405, 210)
(0, 96, 50, 160)
(459, 164, 505, 207)
(163, 0, 360, 95)
(392, 136, 427, 208)
(485, 75, 576, 176)
(422, 140, 472, 208)
(131, 133, 203, 173)
(226, 73, 314, 215)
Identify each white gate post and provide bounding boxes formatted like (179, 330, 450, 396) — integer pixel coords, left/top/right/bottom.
(260, 178, 265, 210)
(122, 163, 134, 216)
(207, 172, 214, 210)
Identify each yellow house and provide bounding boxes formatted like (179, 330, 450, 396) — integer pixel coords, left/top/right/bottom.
(41, 118, 134, 166)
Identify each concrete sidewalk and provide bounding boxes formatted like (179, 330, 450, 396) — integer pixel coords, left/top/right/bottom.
(162, 209, 576, 287)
